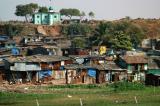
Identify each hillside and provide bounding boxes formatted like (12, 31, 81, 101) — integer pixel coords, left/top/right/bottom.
(131, 19, 160, 39)
(0, 19, 160, 39)
(0, 21, 62, 37)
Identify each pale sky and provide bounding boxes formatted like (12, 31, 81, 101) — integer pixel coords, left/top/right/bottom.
(0, 0, 160, 21)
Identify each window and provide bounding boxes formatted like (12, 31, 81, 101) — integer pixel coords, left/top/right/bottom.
(12, 44, 15, 46)
(54, 16, 57, 18)
(44, 16, 47, 18)
(135, 64, 139, 70)
(37, 16, 40, 18)
(28, 38, 30, 41)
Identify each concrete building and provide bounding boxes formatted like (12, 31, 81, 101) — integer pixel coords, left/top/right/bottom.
(33, 7, 61, 25)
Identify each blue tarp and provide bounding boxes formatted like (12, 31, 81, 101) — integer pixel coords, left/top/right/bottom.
(11, 48, 20, 55)
(88, 69, 96, 78)
(39, 70, 52, 79)
(0, 35, 9, 41)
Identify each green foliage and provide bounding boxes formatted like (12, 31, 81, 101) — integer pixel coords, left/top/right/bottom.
(61, 25, 68, 36)
(15, 5, 31, 22)
(95, 22, 112, 36)
(126, 24, 145, 48)
(68, 24, 82, 35)
(15, 3, 38, 22)
(110, 31, 133, 50)
(90, 21, 145, 50)
(48, 84, 101, 89)
(92, 22, 114, 45)
(114, 21, 130, 31)
(109, 81, 145, 92)
(38, 6, 49, 13)
(28, 3, 38, 13)
(62, 24, 92, 48)
(47, 82, 145, 91)
(62, 23, 92, 36)
(72, 37, 86, 48)
(60, 8, 80, 19)
(88, 11, 95, 19)
(5, 24, 23, 36)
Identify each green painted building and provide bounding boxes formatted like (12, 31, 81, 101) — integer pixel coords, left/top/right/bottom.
(33, 7, 61, 25)
(119, 55, 148, 82)
(145, 57, 160, 86)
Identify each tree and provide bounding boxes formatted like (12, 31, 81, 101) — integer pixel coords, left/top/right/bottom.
(15, 3, 38, 22)
(60, 8, 80, 19)
(126, 24, 145, 48)
(80, 11, 86, 21)
(90, 20, 145, 50)
(90, 21, 133, 50)
(91, 22, 114, 46)
(114, 21, 145, 48)
(110, 31, 133, 50)
(38, 7, 49, 13)
(125, 16, 131, 20)
(72, 37, 86, 48)
(28, 3, 38, 13)
(63, 23, 91, 36)
(114, 21, 129, 31)
(15, 5, 30, 22)
(88, 11, 95, 20)
(5, 24, 23, 37)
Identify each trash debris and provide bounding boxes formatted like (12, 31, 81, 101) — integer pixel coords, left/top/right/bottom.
(24, 87, 29, 90)
(67, 94, 72, 98)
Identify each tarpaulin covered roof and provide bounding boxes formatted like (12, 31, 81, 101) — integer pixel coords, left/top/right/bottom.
(147, 69, 160, 76)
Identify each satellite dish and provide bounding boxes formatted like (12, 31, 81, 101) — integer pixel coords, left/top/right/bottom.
(75, 57, 84, 64)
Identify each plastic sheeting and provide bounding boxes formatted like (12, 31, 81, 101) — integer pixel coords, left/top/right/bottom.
(39, 70, 52, 79)
(88, 69, 96, 78)
(11, 48, 20, 55)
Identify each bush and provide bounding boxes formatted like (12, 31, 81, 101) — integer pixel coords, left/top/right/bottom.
(48, 84, 101, 89)
(109, 81, 145, 92)
(61, 23, 92, 36)
(5, 24, 23, 36)
(47, 82, 145, 91)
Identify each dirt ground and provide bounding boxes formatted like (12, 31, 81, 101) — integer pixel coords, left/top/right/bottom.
(0, 79, 66, 94)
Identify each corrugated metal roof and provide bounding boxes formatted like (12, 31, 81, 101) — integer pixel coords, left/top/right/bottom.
(6, 55, 70, 63)
(65, 61, 125, 71)
(148, 56, 160, 69)
(65, 64, 93, 70)
(92, 62, 126, 71)
(122, 55, 148, 64)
